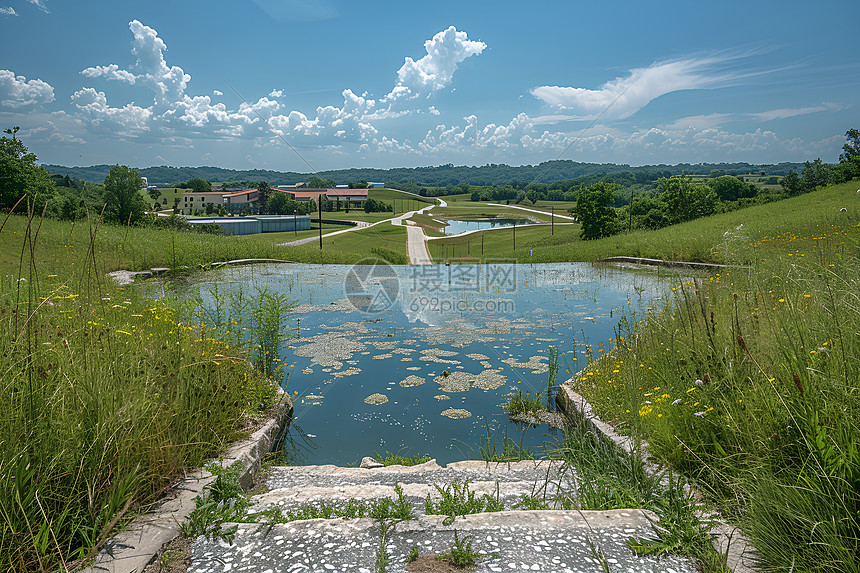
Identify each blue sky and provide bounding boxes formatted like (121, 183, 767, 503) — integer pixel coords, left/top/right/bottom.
(1, 0, 858, 172)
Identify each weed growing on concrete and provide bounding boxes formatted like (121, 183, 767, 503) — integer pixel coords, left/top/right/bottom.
(424, 481, 504, 520)
(406, 546, 419, 563)
(477, 424, 536, 462)
(373, 450, 431, 467)
(261, 484, 415, 524)
(436, 531, 486, 569)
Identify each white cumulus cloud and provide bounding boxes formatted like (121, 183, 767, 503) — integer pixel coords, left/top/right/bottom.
(385, 26, 485, 104)
(0, 7, 17, 15)
(0, 69, 54, 108)
(72, 21, 488, 155)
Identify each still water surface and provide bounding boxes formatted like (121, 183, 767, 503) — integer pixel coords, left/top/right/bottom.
(444, 218, 534, 235)
(190, 262, 671, 465)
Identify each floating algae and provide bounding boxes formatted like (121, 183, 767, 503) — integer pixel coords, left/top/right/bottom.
(466, 353, 489, 360)
(292, 331, 366, 369)
(419, 348, 462, 365)
(406, 366, 422, 371)
(399, 375, 425, 388)
(502, 355, 549, 374)
(373, 353, 393, 360)
(435, 371, 472, 393)
(441, 408, 472, 419)
(434, 394, 450, 401)
(364, 393, 389, 405)
(434, 369, 507, 392)
(331, 367, 361, 379)
(302, 367, 313, 375)
(471, 369, 507, 391)
(291, 299, 357, 314)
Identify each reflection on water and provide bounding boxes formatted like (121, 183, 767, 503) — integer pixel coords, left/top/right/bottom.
(444, 218, 535, 235)
(188, 263, 672, 465)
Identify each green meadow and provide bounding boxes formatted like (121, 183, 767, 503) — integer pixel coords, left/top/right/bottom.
(0, 178, 857, 571)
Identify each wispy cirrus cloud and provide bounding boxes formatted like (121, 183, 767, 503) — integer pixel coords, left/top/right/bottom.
(0, 7, 17, 16)
(531, 55, 757, 121)
(665, 103, 843, 130)
(27, 0, 49, 13)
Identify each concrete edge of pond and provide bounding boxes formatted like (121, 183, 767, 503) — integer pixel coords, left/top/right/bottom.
(555, 383, 756, 573)
(78, 394, 293, 573)
(107, 259, 299, 286)
(597, 256, 751, 271)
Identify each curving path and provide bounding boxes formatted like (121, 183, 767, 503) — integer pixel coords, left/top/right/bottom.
(487, 202, 577, 220)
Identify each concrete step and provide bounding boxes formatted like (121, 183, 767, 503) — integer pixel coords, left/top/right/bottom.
(187, 460, 700, 572)
(252, 460, 565, 516)
(188, 510, 697, 573)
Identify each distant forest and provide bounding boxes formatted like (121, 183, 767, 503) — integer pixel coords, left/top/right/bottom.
(42, 159, 806, 188)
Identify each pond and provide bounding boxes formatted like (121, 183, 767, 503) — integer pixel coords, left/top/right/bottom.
(189, 262, 672, 466)
(444, 218, 536, 236)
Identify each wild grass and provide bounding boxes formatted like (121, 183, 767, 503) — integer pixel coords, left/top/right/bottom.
(0, 213, 410, 275)
(502, 390, 546, 417)
(372, 450, 431, 467)
(0, 208, 290, 571)
(423, 481, 504, 518)
(572, 181, 860, 571)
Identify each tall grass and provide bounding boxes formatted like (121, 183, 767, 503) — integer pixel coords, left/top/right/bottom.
(0, 209, 287, 571)
(573, 185, 860, 571)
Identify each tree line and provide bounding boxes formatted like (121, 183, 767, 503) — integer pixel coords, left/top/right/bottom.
(575, 129, 860, 240)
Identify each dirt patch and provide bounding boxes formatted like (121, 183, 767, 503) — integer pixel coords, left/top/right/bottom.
(405, 554, 476, 572)
(141, 535, 191, 573)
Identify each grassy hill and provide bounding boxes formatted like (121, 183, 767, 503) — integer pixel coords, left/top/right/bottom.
(427, 180, 860, 264)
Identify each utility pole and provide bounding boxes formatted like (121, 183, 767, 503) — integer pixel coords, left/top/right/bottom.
(318, 195, 323, 250)
(481, 233, 484, 257)
(551, 207, 554, 235)
(294, 209, 297, 235)
(629, 189, 634, 232)
(513, 222, 516, 251)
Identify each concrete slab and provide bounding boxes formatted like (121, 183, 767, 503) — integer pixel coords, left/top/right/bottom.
(188, 510, 698, 573)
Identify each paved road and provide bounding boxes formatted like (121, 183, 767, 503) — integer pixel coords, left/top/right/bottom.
(405, 225, 433, 265)
(487, 203, 577, 220)
(278, 197, 443, 263)
(278, 219, 385, 247)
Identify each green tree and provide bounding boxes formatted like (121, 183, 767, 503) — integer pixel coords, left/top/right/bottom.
(0, 127, 57, 210)
(781, 171, 801, 195)
(183, 177, 212, 193)
(306, 176, 336, 189)
(256, 182, 271, 215)
(708, 175, 758, 202)
(103, 165, 145, 224)
(575, 181, 618, 240)
(800, 159, 832, 192)
(835, 128, 860, 183)
(267, 191, 307, 215)
(658, 176, 718, 224)
(839, 128, 860, 162)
